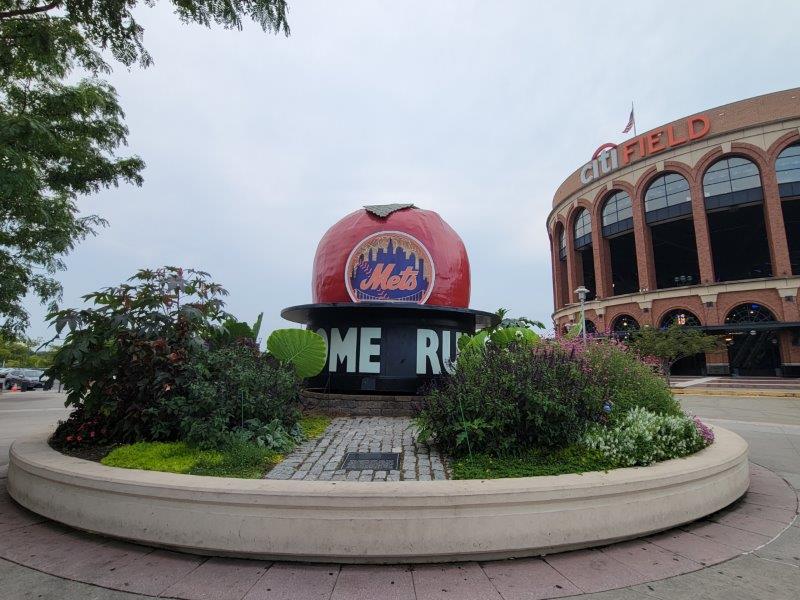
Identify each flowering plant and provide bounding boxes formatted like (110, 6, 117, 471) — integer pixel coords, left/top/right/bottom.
(50, 406, 113, 449)
(693, 416, 715, 445)
(583, 407, 709, 467)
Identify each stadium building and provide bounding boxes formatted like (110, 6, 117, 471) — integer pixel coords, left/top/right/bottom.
(548, 89, 800, 377)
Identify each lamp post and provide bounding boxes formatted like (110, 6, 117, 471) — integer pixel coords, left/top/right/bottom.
(575, 286, 590, 344)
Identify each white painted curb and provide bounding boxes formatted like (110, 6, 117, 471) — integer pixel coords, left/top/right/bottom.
(8, 428, 749, 563)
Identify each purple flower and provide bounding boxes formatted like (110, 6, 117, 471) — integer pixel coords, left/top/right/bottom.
(693, 416, 715, 445)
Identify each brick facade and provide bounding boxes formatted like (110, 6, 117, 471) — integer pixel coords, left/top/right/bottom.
(548, 88, 800, 376)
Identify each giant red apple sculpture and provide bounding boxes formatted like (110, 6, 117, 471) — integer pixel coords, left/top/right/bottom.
(312, 204, 471, 308)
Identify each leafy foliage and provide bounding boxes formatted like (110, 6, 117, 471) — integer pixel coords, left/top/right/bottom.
(418, 342, 605, 456)
(419, 333, 697, 466)
(101, 440, 283, 479)
(189, 440, 284, 478)
(298, 415, 331, 439)
(0, 33, 143, 334)
(98, 415, 328, 478)
(48, 267, 232, 443)
(451, 445, 617, 480)
(494, 307, 545, 331)
(628, 324, 721, 384)
(267, 328, 327, 378)
(48, 267, 308, 453)
(583, 407, 708, 467)
(208, 312, 263, 348)
(101, 441, 223, 474)
(0, 0, 290, 333)
(576, 339, 682, 421)
(0, 1, 290, 69)
(0, 335, 58, 367)
(164, 343, 301, 449)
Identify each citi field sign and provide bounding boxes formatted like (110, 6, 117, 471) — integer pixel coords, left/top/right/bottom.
(580, 115, 711, 184)
(345, 231, 435, 304)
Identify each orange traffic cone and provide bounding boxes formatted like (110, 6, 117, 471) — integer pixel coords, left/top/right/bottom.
(10, 384, 21, 392)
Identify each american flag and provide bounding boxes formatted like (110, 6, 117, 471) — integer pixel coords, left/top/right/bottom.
(622, 105, 636, 134)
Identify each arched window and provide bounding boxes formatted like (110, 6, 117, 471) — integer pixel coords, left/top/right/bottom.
(704, 156, 771, 281)
(644, 173, 692, 224)
(703, 157, 763, 210)
(777, 145, 800, 275)
(645, 172, 700, 289)
(611, 314, 639, 334)
(584, 319, 597, 334)
(601, 190, 638, 295)
(659, 309, 701, 329)
(724, 303, 776, 324)
(601, 191, 633, 236)
(558, 228, 566, 260)
(574, 209, 592, 249)
(776, 145, 800, 194)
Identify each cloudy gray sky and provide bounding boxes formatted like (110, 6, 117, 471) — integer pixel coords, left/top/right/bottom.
(23, 0, 800, 340)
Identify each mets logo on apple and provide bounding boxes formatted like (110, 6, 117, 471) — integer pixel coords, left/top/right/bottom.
(345, 231, 435, 304)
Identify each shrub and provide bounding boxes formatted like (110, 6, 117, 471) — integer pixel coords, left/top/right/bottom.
(161, 343, 302, 449)
(49, 267, 231, 445)
(583, 407, 709, 467)
(50, 405, 115, 449)
(574, 339, 682, 421)
(48, 268, 317, 451)
(418, 342, 605, 456)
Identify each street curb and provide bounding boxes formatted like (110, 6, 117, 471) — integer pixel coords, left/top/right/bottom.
(672, 388, 800, 398)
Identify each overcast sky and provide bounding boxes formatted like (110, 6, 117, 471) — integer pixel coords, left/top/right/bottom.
(22, 0, 800, 341)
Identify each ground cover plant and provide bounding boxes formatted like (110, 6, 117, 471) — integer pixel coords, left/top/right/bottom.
(419, 329, 714, 479)
(101, 415, 331, 478)
(47, 267, 328, 476)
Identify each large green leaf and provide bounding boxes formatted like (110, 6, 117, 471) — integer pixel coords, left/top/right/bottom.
(489, 327, 539, 347)
(267, 329, 328, 378)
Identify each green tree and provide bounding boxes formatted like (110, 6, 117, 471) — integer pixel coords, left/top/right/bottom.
(628, 324, 722, 386)
(0, 335, 32, 366)
(0, 334, 57, 366)
(0, 1, 290, 335)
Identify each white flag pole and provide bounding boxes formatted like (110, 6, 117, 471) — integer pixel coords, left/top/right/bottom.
(632, 101, 637, 136)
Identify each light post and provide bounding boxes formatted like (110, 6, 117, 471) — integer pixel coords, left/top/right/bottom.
(575, 286, 589, 344)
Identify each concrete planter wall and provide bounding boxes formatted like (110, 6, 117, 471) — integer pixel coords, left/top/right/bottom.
(8, 427, 749, 564)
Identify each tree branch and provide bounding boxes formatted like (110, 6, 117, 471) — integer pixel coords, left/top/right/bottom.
(0, 1, 62, 20)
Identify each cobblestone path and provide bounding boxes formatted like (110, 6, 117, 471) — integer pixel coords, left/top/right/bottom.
(265, 417, 451, 481)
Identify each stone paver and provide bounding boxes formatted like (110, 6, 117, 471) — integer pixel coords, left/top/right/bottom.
(412, 562, 502, 600)
(161, 557, 271, 600)
(265, 417, 451, 481)
(481, 557, 582, 599)
(329, 565, 415, 600)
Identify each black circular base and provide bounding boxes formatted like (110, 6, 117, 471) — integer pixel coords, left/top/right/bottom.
(281, 303, 498, 395)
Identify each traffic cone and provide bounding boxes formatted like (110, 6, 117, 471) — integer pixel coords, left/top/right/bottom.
(10, 384, 21, 392)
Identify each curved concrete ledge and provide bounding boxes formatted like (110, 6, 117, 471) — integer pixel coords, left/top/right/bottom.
(7, 427, 749, 563)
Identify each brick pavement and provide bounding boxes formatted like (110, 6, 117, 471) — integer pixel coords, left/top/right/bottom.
(265, 417, 451, 481)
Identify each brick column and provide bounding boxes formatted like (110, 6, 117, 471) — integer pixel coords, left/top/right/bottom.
(688, 178, 715, 285)
(760, 169, 793, 277)
(632, 196, 656, 291)
(565, 225, 580, 304)
(550, 231, 565, 310)
(591, 225, 612, 299)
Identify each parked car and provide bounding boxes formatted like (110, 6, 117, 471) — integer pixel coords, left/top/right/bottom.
(0, 367, 13, 380)
(3, 369, 46, 391)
